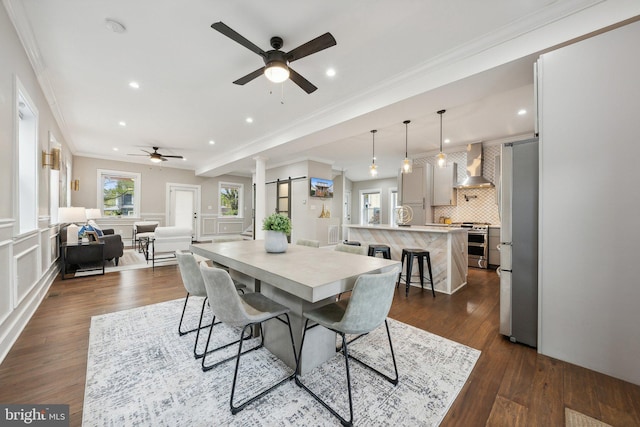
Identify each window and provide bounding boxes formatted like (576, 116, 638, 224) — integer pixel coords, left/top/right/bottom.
(360, 190, 381, 225)
(97, 169, 141, 217)
(219, 182, 243, 217)
(16, 78, 39, 235)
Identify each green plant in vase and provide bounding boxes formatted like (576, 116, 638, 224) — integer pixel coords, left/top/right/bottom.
(262, 213, 291, 253)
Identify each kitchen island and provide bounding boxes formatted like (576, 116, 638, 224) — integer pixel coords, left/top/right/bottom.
(345, 224, 468, 294)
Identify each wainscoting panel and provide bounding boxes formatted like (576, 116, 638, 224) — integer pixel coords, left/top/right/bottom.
(0, 238, 12, 327)
(217, 221, 243, 234)
(14, 244, 40, 308)
(202, 217, 217, 235)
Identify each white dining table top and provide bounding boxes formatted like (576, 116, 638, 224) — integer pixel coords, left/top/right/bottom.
(190, 240, 400, 303)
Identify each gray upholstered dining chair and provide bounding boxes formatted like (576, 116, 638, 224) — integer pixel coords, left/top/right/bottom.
(334, 243, 368, 256)
(294, 267, 400, 426)
(175, 250, 246, 359)
(296, 239, 320, 248)
(199, 262, 298, 415)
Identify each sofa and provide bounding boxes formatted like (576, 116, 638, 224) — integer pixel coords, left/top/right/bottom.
(60, 225, 125, 266)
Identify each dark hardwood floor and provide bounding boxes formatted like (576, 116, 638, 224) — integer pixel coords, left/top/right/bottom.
(1, 265, 639, 426)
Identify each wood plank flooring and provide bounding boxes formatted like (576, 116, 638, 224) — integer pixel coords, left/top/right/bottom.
(1, 265, 639, 426)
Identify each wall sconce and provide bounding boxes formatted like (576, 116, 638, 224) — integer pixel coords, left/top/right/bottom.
(42, 147, 60, 170)
(71, 179, 80, 191)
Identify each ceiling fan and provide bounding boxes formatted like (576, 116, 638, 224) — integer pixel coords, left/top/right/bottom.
(128, 147, 184, 163)
(211, 21, 337, 94)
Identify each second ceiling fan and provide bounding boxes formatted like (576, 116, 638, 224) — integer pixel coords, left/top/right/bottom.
(211, 21, 336, 94)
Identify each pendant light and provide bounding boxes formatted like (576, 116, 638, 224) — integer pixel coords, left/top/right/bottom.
(369, 129, 378, 177)
(402, 120, 412, 173)
(436, 109, 447, 168)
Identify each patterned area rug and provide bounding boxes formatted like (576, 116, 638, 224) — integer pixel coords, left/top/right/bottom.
(83, 298, 481, 426)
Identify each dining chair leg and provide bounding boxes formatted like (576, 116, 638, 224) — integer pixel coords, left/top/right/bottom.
(346, 319, 399, 385)
(295, 322, 354, 426)
(201, 320, 261, 372)
(179, 294, 215, 337)
(230, 315, 297, 414)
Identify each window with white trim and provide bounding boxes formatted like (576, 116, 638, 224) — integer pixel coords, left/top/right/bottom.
(16, 79, 39, 235)
(97, 169, 141, 217)
(219, 182, 243, 218)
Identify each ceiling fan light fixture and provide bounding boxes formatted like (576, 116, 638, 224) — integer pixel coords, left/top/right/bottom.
(149, 156, 162, 163)
(264, 61, 290, 83)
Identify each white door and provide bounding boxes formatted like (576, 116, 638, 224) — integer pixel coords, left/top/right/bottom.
(167, 184, 200, 240)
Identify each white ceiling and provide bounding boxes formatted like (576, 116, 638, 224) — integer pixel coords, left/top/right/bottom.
(6, 0, 622, 181)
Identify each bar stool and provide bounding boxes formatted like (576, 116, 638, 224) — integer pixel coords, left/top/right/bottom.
(397, 248, 435, 297)
(368, 244, 391, 259)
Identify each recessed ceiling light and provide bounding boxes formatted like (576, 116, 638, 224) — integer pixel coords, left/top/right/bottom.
(209, 140, 215, 145)
(182, 158, 187, 161)
(113, 147, 119, 151)
(105, 19, 126, 34)
(444, 138, 451, 144)
(246, 117, 253, 124)
(118, 121, 126, 127)
(129, 81, 139, 89)
(326, 68, 336, 77)
(518, 109, 527, 115)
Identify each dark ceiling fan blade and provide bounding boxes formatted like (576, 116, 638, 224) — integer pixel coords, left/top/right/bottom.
(288, 68, 317, 94)
(233, 67, 265, 85)
(160, 155, 184, 159)
(286, 32, 336, 63)
(211, 22, 266, 57)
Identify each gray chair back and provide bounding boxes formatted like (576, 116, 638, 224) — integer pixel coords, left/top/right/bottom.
(296, 239, 320, 248)
(175, 250, 206, 297)
(334, 243, 368, 256)
(338, 268, 400, 334)
(200, 263, 256, 327)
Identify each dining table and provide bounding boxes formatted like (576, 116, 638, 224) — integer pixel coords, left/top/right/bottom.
(190, 239, 400, 373)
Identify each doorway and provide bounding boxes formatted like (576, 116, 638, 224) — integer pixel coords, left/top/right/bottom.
(167, 183, 201, 241)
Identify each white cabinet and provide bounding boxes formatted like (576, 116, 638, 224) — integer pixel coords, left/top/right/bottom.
(488, 226, 501, 266)
(432, 163, 457, 206)
(398, 163, 433, 225)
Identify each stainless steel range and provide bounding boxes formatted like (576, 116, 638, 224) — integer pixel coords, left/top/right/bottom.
(455, 222, 490, 269)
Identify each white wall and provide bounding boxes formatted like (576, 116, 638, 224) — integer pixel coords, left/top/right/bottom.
(538, 20, 640, 385)
(0, 4, 67, 364)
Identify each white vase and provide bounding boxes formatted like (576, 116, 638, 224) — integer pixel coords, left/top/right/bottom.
(264, 230, 288, 253)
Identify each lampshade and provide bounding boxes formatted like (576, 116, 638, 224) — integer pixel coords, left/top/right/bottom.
(58, 207, 87, 224)
(437, 109, 447, 168)
(401, 120, 412, 173)
(264, 62, 290, 83)
(369, 129, 378, 177)
(85, 208, 102, 220)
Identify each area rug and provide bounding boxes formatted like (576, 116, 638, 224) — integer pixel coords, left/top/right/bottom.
(103, 249, 177, 273)
(83, 298, 481, 426)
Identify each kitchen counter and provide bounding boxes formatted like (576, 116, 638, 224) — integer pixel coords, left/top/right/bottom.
(345, 224, 468, 294)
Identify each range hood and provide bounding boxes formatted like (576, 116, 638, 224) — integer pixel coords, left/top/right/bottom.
(456, 143, 494, 188)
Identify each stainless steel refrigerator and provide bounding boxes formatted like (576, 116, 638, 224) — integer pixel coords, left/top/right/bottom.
(499, 137, 538, 347)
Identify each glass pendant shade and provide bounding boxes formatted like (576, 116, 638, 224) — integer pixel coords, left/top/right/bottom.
(264, 62, 290, 83)
(369, 129, 378, 177)
(401, 120, 412, 173)
(402, 157, 413, 173)
(437, 109, 447, 168)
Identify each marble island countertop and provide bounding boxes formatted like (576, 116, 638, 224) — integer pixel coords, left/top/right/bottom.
(344, 224, 468, 234)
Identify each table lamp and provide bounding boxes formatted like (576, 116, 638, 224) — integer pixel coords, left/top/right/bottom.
(58, 207, 87, 245)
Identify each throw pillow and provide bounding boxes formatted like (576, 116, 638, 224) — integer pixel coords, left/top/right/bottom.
(78, 224, 103, 237)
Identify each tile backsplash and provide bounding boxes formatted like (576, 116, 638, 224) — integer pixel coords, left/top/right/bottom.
(417, 144, 501, 226)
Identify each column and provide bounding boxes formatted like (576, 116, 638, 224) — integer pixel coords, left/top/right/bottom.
(254, 156, 267, 240)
